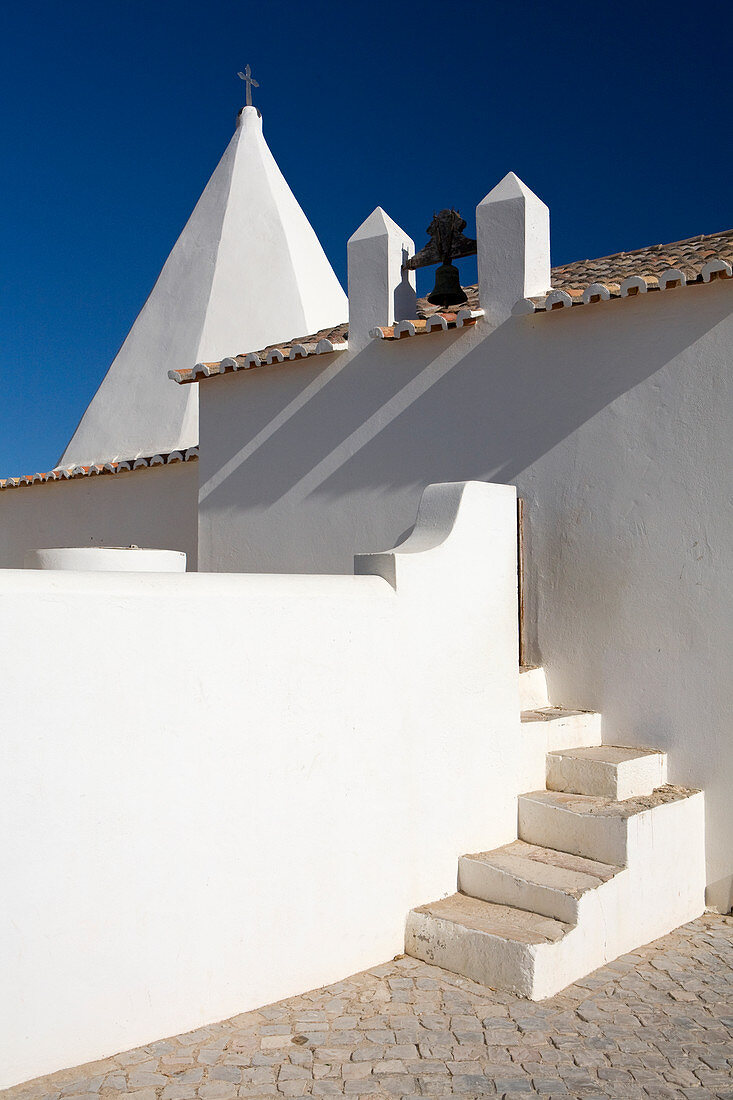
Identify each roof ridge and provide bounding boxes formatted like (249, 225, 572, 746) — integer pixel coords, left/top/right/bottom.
(552, 228, 733, 271)
(169, 226, 733, 384)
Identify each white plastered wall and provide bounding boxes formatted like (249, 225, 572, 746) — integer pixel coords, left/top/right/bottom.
(198, 280, 733, 910)
(1, 482, 533, 1088)
(0, 462, 198, 569)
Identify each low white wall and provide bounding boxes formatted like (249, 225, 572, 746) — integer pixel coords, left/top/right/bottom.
(198, 280, 733, 909)
(0, 462, 198, 569)
(0, 482, 533, 1087)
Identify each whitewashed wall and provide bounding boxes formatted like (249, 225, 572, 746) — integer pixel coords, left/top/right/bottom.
(0, 482, 534, 1088)
(0, 462, 198, 569)
(198, 280, 733, 910)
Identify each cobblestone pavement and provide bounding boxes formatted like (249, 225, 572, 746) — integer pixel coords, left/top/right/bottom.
(6, 915, 732, 1100)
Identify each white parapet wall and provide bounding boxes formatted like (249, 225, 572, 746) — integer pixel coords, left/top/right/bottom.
(0, 481, 538, 1088)
(197, 274, 733, 913)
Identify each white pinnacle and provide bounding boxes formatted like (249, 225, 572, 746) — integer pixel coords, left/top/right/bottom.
(347, 207, 416, 350)
(476, 171, 551, 328)
(60, 107, 347, 466)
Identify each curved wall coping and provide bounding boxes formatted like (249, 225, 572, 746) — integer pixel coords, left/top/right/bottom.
(23, 547, 186, 572)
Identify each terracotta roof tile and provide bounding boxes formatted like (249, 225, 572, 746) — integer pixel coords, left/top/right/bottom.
(170, 228, 732, 382)
(549, 229, 733, 290)
(0, 448, 198, 492)
(420, 229, 733, 318)
(169, 324, 349, 384)
(372, 309, 484, 341)
(415, 285, 481, 318)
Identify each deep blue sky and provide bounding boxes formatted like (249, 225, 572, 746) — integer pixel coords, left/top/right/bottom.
(1, 0, 730, 474)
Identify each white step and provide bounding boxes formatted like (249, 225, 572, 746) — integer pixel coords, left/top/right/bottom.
(546, 745, 667, 800)
(519, 665, 549, 710)
(405, 892, 568, 998)
(406, 785, 704, 1000)
(518, 784, 696, 866)
(521, 706, 601, 750)
(458, 839, 620, 924)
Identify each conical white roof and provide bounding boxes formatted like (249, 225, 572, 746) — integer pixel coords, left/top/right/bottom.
(61, 107, 347, 466)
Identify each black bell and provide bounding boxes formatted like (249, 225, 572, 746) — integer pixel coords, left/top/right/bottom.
(427, 262, 468, 308)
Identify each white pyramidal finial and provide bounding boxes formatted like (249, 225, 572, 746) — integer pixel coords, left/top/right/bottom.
(347, 207, 416, 351)
(476, 172, 551, 327)
(60, 102, 347, 467)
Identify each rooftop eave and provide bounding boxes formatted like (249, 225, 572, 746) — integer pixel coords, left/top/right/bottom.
(513, 260, 732, 316)
(371, 309, 485, 341)
(0, 448, 199, 491)
(170, 332, 349, 386)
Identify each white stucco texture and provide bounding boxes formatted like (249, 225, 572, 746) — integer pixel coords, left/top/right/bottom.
(477, 172, 551, 327)
(0, 482, 532, 1088)
(197, 278, 733, 910)
(61, 107, 347, 466)
(347, 207, 416, 349)
(0, 462, 198, 569)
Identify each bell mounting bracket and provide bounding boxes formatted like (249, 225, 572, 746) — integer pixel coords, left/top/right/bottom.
(403, 209, 477, 271)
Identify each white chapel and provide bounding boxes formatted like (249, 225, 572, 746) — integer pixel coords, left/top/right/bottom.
(1, 92, 732, 1090)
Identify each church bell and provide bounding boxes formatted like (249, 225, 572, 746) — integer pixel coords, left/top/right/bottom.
(427, 262, 468, 308)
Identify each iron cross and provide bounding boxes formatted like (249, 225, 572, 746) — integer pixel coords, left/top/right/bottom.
(237, 65, 259, 107)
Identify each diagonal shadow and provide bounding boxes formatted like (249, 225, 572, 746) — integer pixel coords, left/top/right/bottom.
(202, 284, 731, 518)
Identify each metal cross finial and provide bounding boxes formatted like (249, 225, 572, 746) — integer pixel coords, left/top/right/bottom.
(237, 65, 259, 107)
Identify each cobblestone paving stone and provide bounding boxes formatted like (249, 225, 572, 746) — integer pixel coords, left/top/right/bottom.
(5, 915, 732, 1100)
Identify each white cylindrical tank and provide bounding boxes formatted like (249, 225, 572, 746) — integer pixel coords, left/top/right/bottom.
(23, 547, 186, 572)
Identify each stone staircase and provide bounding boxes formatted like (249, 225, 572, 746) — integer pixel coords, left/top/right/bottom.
(405, 666, 705, 1000)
